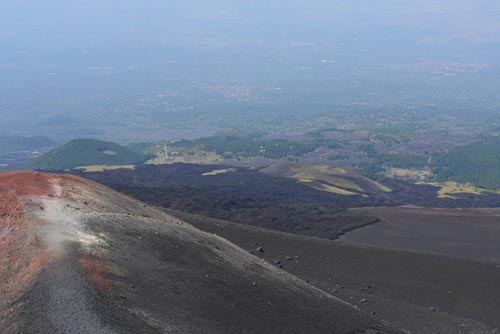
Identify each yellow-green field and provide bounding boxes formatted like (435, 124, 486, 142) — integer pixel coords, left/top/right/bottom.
(417, 181, 500, 199)
(261, 161, 391, 196)
(74, 165, 136, 172)
(147, 151, 223, 165)
(202, 168, 237, 176)
(300, 180, 358, 195)
(368, 179, 392, 193)
(294, 172, 364, 192)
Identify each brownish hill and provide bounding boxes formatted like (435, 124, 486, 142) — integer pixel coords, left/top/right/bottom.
(260, 161, 391, 196)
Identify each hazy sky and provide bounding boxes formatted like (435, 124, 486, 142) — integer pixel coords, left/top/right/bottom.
(2, 1, 500, 69)
(1, 1, 499, 138)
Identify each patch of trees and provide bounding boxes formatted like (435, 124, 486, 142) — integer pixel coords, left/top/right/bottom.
(26, 139, 152, 171)
(434, 140, 500, 189)
(356, 153, 428, 178)
(358, 144, 377, 156)
(374, 154, 428, 169)
(172, 134, 318, 159)
(328, 153, 350, 161)
(126, 142, 156, 154)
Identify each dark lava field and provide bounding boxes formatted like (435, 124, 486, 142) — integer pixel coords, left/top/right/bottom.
(74, 163, 500, 334)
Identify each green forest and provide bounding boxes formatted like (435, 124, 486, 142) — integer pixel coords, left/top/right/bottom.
(172, 134, 319, 159)
(434, 140, 500, 189)
(26, 139, 152, 170)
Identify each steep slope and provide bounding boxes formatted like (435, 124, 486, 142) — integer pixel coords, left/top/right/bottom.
(175, 210, 500, 334)
(0, 171, 402, 334)
(25, 139, 150, 171)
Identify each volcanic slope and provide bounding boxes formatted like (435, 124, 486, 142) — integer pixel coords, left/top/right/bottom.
(0, 171, 402, 334)
(175, 210, 500, 334)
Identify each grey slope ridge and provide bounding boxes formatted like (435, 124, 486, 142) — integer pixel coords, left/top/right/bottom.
(2, 175, 404, 334)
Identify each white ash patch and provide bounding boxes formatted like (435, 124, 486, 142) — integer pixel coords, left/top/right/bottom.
(30, 196, 109, 255)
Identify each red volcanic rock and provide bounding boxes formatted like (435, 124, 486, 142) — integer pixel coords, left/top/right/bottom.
(0, 173, 55, 302)
(0, 172, 96, 301)
(0, 171, 91, 197)
(79, 256, 112, 293)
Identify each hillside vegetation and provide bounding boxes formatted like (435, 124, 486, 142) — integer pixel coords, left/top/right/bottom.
(26, 138, 151, 171)
(417, 181, 500, 199)
(172, 133, 318, 159)
(0, 136, 57, 155)
(434, 140, 500, 189)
